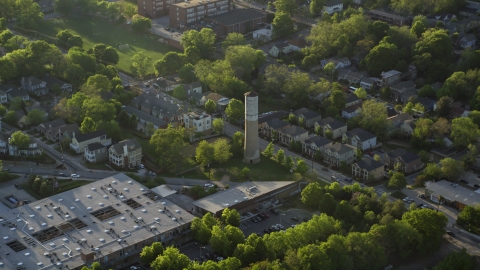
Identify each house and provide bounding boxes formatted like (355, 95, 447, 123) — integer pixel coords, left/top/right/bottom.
(261, 118, 290, 138)
(342, 128, 377, 151)
(287, 38, 307, 50)
(6, 86, 29, 101)
(366, 10, 411, 26)
(131, 92, 186, 124)
(401, 119, 415, 135)
(199, 92, 230, 111)
(70, 130, 111, 154)
(302, 135, 333, 156)
(323, 143, 357, 166)
(460, 34, 477, 49)
(42, 74, 72, 92)
(45, 123, 80, 142)
(183, 81, 202, 96)
(320, 57, 351, 70)
(460, 7, 478, 17)
(442, 136, 454, 149)
(278, 125, 309, 146)
(153, 77, 181, 92)
(385, 148, 423, 174)
(0, 132, 9, 154)
(360, 77, 376, 90)
(8, 136, 42, 156)
(314, 117, 347, 139)
(190, 92, 211, 106)
(387, 112, 413, 129)
(342, 103, 362, 119)
(121, 106, 168, 130)
(345, 71, 364, 84)
(15, 110, 29, 128)
(323, 0, 343, 14)
(253, 28, 273, 42)
(387, 107, 398, 118)
(417, 97, 436, 112)
(258, 111, 288, 129)
(290, 107, 322, 128)
(390, 81, 416, 101)
(108, 138, 142, 169)
(450, 106, 471, 118)
(184, 111, 212, 132)
(36, 119, 66, 134)
(84, 142, 108, 163)
(379, 70, 401, 86)
(25, 103, 49, 119)
(0, 85, 9, 103)
(268, 42, 296, 57)
(352, 159, 385, 181)
(21, 76, 48, 96)
(345, 94, 361, 108)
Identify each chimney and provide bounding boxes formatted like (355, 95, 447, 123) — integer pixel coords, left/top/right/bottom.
(123, 144, 128, 156)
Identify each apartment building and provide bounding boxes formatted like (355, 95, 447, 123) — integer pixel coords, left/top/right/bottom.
(138, 0, 172, 18)
(169, 0, 231, 28)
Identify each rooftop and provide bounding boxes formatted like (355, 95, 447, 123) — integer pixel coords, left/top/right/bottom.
(387, 148, 420, 163)
(291, 107, 321, 119)
(172, 0, 227, 8)
(325, 143, 356, 155)
(317, 117, 346, 130)
(207, 9, 266, 26)
(345, 128, 376, 141)
(0, 174, 194, 270)
(264, 118, 290, 130)
(122, 106, 168, 128)
(192, 181, 295, 214)
(427, 180, 480, 207)
(279, 125, 308, 137)
(354, 159, 384, 171)
(258, 111, 288, 125)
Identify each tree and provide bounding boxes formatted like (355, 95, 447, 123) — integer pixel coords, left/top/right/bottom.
(131, 14, 151, 32)
(225, 99, 244, 123)
(0, 30, 13, 45)
(301, 182, 323, 209)
(413, 29, 453, 81)
(9, 131, 30, 149)
(431, 118, 451, 138)
(3, 110, 15, 125)
(154, 52, 185, 75)
(402, 209, 448, 253)
(0, 57, 16, 82)
(323, 62, 335, 78)
(451, 117, 479, 148)
(68, 47, 96, 73)
(468, 110, 480, 126)
(388, 172, 407, 190)
(457, 206, 480, 234)
(191, 218, 212, 244)
(140, 242, 164, 266)
(333, 200, 355, 225)
(80, 117, 96, 134)
(283, 71, 315, 108)
(151, 247, 190, 270)
(433, 249, 475, 270)
(263, 142, 274, 158)
(171, 85, 187, 100)
(225, 46, 265, 81)
(83, 97, 117, 123)
(418, 84, 436, 98)
(178, 64, 197, 83)
(150, 126, 189, 172)
(222, 208, 240, 227)
(285, 156, 294, 170)
(264, 64, 290, 95)
(210, 225, 231, 256)
(213, 138, 232, 163)
(81, 262, 103, 270)
(15, 0, 43, 30)
(295, 159, 309, 175)
(272, 12, 295, 38)
(276, 149, 285, 164)
(439, 157, 463, 181)
(27, 109, 45, 125)
(130, 52, 152, 79)
(353, 87, 367, 100)
(222, 33, 247, 51)
(0, 104, 6, 117)
(410, 21, 426, 38)
(240, 167, 250, 179)
(181, 28, 216, 60)
(275, 0, 297, 15)
(83, 74, 112, 95)
(356, 100, 389, 140)
(54, 0, 74, 15)
(364, 38, 399, 77)
(0, 18, 6, 31)
(204, 100, 216, 114)
(101, 46, 119, 65)
(129, 114, 138, 129)
(212, 118, 224, 135)
(310, 0, 325, 15)
(196, 140, 215, 167)
(319, 193, 337, 216)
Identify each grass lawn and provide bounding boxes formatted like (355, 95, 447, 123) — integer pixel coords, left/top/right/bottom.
(85, 162, 112, 171)
(0, 172, 21, 183)
(37, 17, 177, 73)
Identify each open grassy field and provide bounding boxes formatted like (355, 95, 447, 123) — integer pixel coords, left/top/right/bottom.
(38, 17, 177, 73)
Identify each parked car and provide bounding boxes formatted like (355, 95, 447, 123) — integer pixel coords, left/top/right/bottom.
(290, 217, 299, 222)
(460, 179, 469, 184)
(130, 266, 141, 270)
(276, 224, 284, 230)
(59, 173, 67, 177)
(138, 164, 145, 169)
(263, 228, 270, 233)
(322, 167, 329, 172)
(446, 231, 456, 237)
(474, 184, 480, 188)
(418, 194, 426, 199)
(263, 212, 270, 218)
(71, 174, 80, 178)
(205, 183, 215, 188)
(344, 177, 353, 182)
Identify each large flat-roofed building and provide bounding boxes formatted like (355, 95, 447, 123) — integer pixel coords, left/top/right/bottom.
(169, 0, 231, 28)
(425, 180, 480, 210)
(192, 181, 298, 217)
(0, 174, 194, 270)
(202, 8, 267, 36)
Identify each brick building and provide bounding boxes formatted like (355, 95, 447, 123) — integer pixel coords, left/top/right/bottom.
(202, 8, 267, 36)
(138, 0, 173, 18)
(169, 0, 231, 28)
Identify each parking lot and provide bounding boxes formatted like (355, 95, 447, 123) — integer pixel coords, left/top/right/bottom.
(240, 208, 314, 237)
(179, 242, 213, 261)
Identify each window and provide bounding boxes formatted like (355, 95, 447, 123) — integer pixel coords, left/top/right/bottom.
(207, 3, 214, 7)
(206, 120, 210, 124)
(187, 7, 194, 12)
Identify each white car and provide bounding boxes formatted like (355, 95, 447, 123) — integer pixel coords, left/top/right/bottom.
(205, 184, 215, 188)
(130, 266, 140, 270)
(276, 224, 285, 229)
(71, 174, 80, 178)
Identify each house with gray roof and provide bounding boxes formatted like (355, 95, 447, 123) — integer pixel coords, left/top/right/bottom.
(314, 117, 347, 139)
(278, 125, 309, 146)
(302, 135, 333, 156)
(352, 159, 385, 182)
(36, 118, 66, 134)
(183, 81, 202, 96)
(323, 143, 356, 166)
(385, 148, 423, 174)
(258, 110, 289, 129)
(8, 135, 43, 156)
(360, 77, 376, 90)
(391, 80, 416, 101)
(290, 107, 321, 128)
(6, 86, 29, 101)
(153, 77, 180, 92)
(45, 123, 80, 142)
(84, 142, 108, 163)
(122, 106, 168, 131)
(460, 34, 476, 49)
(70, 130, 111, 153)
(323, 0, 343, 14)
(132, 92, 186, 125)
(342, 128, 377, 150)
(42, 74, 72, 92)
(345, 94, 361, 108)
(108, 138, 142, 169)
(190, 91, 210, 106)
(342, 103, 362, 119)
(21, 76, 48, 96)
(261, 118, 290, 138)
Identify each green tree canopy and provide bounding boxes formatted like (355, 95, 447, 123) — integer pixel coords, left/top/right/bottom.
(131, 14, 152, 32)
(181, 28, 216, 60)
(225, 98, 244, 123)
(150, 126, 189, 172)
(222, 33, 247, 51)
(222, 208, 241, 227)
(9, 131, 30, 149)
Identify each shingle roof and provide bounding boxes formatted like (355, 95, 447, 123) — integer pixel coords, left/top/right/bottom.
(258, 111, 289, 124)
(191, 91, 209, 101)
(74, 130, 107, 143)
(42, 74, 67, 87)
(368, 10, 406, 21)
(303, 135, 332, 147)
(387, 148, 420, 163)
(86, 142, 107, 152)
(207, 8, 266, 26)
(391, 80, 415, 91)
(38, 119, 65, 129)
(6, 87, 29, 98)
(345, 128, 376, 141)
(25, 76, 45, 86)
(317, 117, 346, 130)
(111, 138, 142, 155)
(325, 143, 356, 155)
(205, 92, 227, 103)
(292, 107, 321, 119)
(122, 106, 168, 128)
(354, 158, 384, 171)
(279, 125, 308, 137)
(265, 118, 290, 130)
(417, 97, 436, 108)
(346, 94, 360, 104)
(387, 107, 398, 117)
